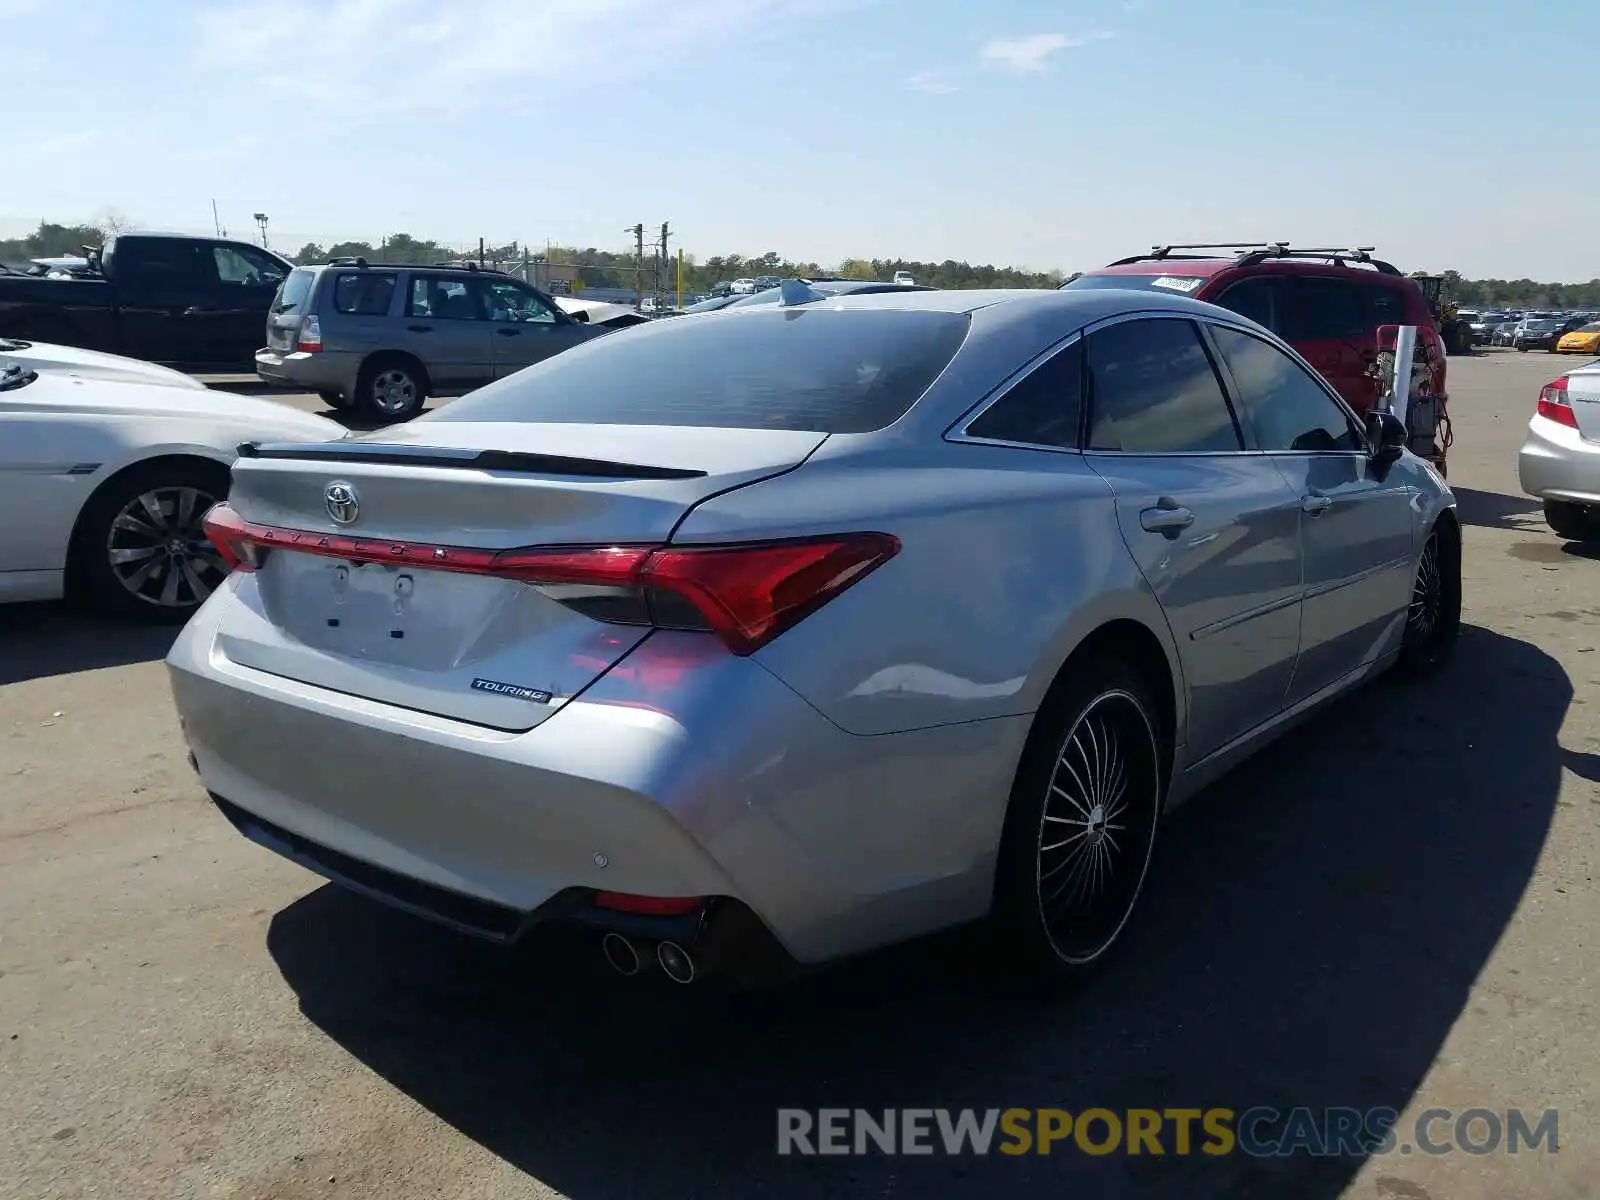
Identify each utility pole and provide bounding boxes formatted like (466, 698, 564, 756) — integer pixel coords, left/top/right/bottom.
(252, 212, 269, 249)
(659, 222, 669, 304)
(628, 223, 644, 309)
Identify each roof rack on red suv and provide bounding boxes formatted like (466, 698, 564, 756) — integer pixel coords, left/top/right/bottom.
(1107, 242, 1404, 276)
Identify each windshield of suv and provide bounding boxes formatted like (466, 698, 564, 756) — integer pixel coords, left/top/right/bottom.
(1062, 273, 1209, 295)
(1526, 319, 1564, 331)
(272, 268, 316, 315)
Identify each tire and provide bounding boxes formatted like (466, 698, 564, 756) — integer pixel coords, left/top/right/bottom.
(1544, 499, 1600, 542)
(355, 354, 427, 421)
(994, 655, 1167, 981)
(317, 389, 349, 409)
(1395, 522, 1461, 676)
(70, 459, 232, 623)
(1517, 344, 1528, 352)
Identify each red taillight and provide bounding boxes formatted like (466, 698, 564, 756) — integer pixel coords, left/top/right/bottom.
(202, 503, 262, 571)
(196, 503, 898, 655)
(1538, 376, 1577, 427)
(295, 315, 323, 353)
(593, 892, 703, 916)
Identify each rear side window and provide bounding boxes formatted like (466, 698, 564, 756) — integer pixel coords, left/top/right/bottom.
(426, 308, 970, 433)
(1286, 278, 1367, 341)
(332, 271, 397, 316)
(1085, 318, 1241, 453)
(407, 277, 481, 320)
(965, 341, 1083, 449)
(1365, 282, 1405, 327)
(1214, 277, 1284, 333)
(272, 268, 316, 315)
(1209, 325, 1363, 453)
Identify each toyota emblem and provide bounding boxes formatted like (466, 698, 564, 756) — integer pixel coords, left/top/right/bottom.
(325, 481, 360, 525)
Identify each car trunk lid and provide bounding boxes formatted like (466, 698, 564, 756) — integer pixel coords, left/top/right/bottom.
(215, 423, 826, 730)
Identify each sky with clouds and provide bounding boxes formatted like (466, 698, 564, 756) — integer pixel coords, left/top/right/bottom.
(3, 0, 1594, 280)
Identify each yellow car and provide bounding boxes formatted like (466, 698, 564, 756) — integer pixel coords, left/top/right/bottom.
(1558, 321, 1600, 354)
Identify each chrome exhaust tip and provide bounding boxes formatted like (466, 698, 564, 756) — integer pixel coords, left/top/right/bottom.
(656, 940, 696, 984)
(601, 932, 642, 977)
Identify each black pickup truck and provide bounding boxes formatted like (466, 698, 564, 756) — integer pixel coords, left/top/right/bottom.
(0, 232, 292, 369)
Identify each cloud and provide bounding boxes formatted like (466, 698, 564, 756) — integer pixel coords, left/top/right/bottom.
(1122, 0, 1146, 11)
(905, 71, 959, 95)
(980, 30, 1114, 73)
(192, 0, 864, 111)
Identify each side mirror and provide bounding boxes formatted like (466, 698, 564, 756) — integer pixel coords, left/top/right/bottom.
(1366, 408, 1406, 464)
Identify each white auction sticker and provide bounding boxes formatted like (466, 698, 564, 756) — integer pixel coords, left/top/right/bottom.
(1151, 276, 1203, 293)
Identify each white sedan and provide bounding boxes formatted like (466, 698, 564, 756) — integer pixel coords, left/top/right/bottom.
(0, 352, 341, 619)
(0, 337, 207, 390)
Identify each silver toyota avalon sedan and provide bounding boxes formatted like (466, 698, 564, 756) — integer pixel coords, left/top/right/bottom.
(167, 287, 1461, 985)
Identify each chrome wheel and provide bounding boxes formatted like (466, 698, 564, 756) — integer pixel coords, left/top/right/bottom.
(106, 485, 226, 609)
(371, 368, 417, 416)
(1408, 535, 1442, 643)
(1034, 689, 1160, 965)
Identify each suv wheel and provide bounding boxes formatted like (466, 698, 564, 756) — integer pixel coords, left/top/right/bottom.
(356, 355, 427, 421)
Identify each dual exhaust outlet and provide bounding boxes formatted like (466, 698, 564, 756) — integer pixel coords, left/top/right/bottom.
(601, 932, 697, 984)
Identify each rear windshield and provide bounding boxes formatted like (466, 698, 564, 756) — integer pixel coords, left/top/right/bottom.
(425, 308, 971, 433)
(273, 268, 316, 315)
(1062, 273, 1210, 296)
(1527, 319, 1563, 330)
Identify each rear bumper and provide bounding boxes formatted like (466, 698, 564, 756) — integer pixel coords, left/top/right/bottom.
(166, 586, 1021, 969)
(1519, 415, 1600, 504)
(255, 348, 358, 394)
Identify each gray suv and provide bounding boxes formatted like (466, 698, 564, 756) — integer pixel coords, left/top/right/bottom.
(256, 261, 604, 419)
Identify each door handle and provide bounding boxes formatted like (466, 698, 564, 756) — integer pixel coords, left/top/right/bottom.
(495, 327, 521, 336)
(181, 306, 210, 317)
(406, 324, 433, 333)
(1302, 493, 1334, 516)
(1139, 499, 1195, 533)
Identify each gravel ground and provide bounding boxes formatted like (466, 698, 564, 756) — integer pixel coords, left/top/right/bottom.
(2, 350, 1597, 1200)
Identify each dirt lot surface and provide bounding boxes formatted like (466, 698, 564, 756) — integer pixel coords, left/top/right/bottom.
(3, 351, 1597, 1199)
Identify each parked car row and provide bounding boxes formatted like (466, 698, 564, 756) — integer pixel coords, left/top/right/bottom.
(1462, 308, 1600, 353)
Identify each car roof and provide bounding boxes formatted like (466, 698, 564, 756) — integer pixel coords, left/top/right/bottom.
(307, 262, 516, 277)
(803, 286, 1244, 330)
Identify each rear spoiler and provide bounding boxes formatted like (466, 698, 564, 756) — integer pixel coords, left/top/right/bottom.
(235, 440, 708, 480)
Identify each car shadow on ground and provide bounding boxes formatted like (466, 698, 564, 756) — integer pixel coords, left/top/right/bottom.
(0, 602, 178, 685)
(267, 624, 1564, 1199)
(1449, 486, 1543, 531)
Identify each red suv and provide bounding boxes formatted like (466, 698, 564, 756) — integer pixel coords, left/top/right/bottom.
(1063, 243, 1449, 463)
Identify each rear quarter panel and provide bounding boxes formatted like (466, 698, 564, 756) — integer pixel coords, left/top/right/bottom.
(673, 440, 1186, 741)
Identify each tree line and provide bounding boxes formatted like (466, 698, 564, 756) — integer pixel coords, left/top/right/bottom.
(4, 220, 1598, 306)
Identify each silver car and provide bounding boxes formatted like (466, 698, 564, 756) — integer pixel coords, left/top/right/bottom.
(1519, 361, 1600, 540)
(167, 288, 1461, 984)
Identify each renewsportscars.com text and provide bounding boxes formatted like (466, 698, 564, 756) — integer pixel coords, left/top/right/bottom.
(776, 1107, 1559, 1158)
